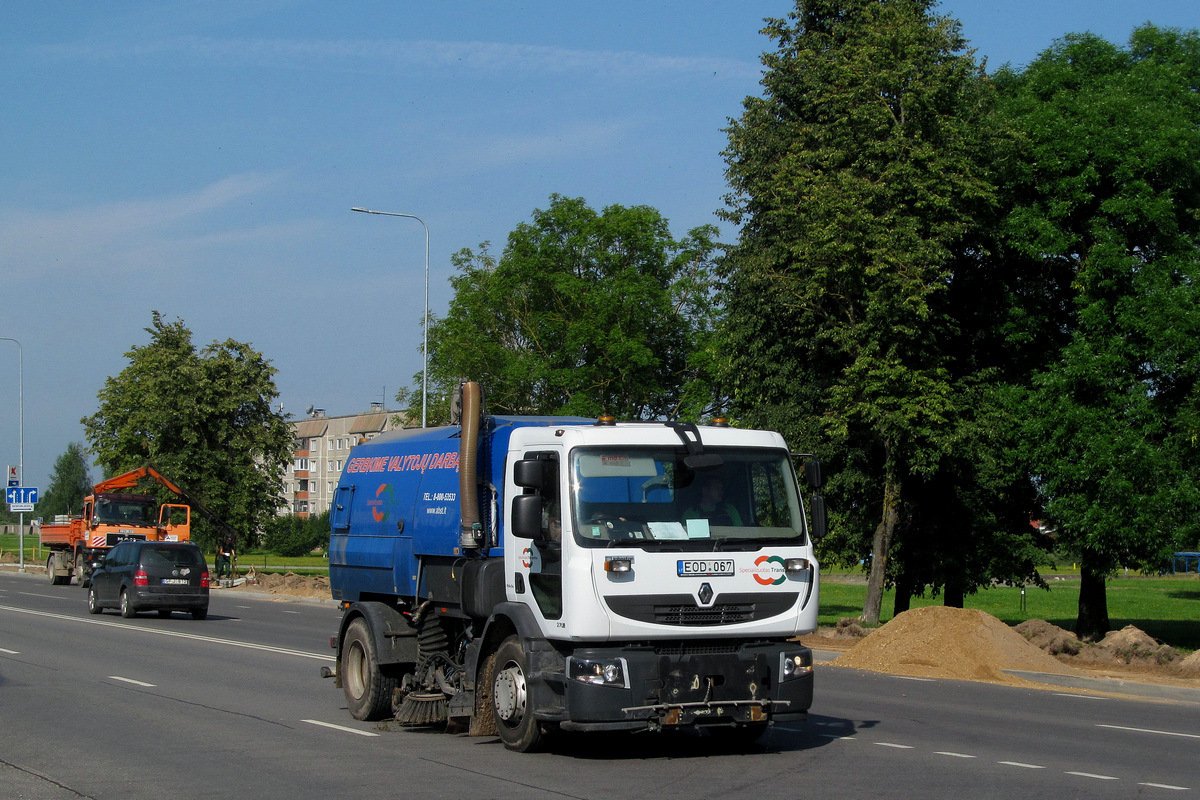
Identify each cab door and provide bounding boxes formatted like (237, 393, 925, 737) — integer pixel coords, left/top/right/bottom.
(159, 504, 191, 541)
(510, 449, 564, 622)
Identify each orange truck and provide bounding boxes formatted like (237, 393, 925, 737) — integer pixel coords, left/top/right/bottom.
(38, 466, 193, 586)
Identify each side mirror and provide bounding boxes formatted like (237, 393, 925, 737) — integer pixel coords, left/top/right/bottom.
(513, 459, 547, 491)
(809, 494, 828, 541)
(511, 494, 543, 540)
(804, 460, 825, 490)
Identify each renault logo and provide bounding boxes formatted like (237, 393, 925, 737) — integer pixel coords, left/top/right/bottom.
(697, 582, 714, 606)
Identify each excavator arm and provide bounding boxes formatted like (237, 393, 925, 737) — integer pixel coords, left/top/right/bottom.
(93, 466, 184, 495)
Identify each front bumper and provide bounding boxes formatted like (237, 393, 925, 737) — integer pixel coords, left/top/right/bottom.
(528, 639, 813, 733)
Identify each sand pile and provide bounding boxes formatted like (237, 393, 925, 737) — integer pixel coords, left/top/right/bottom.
(1017, 619, 1200, 676)
(237, 569, 331, 599)
(831, 606, 1073, 684)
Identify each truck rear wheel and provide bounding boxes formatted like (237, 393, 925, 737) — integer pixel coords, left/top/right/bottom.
(492, 636, 544, 752)
(342, 618, 397, 721)
(47, 555, 65, 586)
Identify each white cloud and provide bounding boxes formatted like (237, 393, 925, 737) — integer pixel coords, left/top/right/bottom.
(0, 172, 289, 279)
(37, 36, 760, 82)
(423, 119, 639, 178)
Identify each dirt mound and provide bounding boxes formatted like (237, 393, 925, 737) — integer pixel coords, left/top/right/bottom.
(1017, 620, 1194, 675)
(1013, 619, 1084, 656)
(831, 606, 1072, 684)
(234, 570, 331, 600)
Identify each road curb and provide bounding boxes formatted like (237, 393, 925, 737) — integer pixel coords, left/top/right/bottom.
(1004, 669, 1200, 705)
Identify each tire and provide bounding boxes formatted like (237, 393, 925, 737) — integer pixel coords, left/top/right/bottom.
(119, 589, 137, 618)
(491, 636, 544, 752)
(192, 608, 208, 621)
(341, 617, 397, 721)
(87, 586, 102, 615)
(47, 556, 64, 586)
(74, 553, 87, 587)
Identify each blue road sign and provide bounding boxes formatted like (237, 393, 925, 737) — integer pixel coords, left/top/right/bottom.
(5, 486, 38, 505)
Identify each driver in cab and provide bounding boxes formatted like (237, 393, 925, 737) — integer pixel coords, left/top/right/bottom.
(683, 476, 743, 526)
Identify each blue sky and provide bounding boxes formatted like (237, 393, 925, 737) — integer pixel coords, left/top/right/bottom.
(1, 1, 1196, 493)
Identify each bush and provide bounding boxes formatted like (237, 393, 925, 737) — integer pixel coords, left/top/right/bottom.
(262, 511, 329, 557)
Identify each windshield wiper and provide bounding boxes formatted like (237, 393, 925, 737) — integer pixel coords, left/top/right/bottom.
(714, 537, 798, 552)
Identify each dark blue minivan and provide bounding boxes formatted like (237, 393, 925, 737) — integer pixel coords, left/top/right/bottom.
(87, 540, 210, 620)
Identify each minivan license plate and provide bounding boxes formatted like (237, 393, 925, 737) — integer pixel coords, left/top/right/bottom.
(161, 578, 188, 585)
(677, 559, 734, 577)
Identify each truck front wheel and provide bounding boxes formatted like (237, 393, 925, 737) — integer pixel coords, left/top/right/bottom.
(341, 618, 397, 721)
(492, 636, 543, 752)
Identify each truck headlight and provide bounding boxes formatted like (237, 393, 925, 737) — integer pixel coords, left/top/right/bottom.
(568, 656, 629, 688)
(780, 649, 813, 682)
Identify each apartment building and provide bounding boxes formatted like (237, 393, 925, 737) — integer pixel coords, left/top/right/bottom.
(284, 404, 407, 517)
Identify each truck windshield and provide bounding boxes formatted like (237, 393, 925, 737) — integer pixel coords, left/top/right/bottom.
(569, 447, 807, 550)
(95, 500, 156, 525)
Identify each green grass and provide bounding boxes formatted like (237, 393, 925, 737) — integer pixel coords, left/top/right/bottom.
(0, 534, 330, 574)
(819, 576, 1200, 652)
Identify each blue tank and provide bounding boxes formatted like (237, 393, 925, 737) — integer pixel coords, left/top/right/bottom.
(328, 416, 590, 603)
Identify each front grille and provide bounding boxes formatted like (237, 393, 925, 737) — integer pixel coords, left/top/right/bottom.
(657, 603, 754, 625)
(605, 592, 798, 627)
(654, 640, 742, 656)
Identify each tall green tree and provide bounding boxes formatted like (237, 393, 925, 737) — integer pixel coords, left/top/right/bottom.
(720, 0, 1010, 624)
(413, 195, 721, 422)
(37, 442, 93, 519)
(996, 26, 1200, 640)
(82, 312, 294, 551)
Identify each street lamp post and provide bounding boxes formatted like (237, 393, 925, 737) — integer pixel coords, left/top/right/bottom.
(0, 337, 24, 571)
(351, 207, 430, 428)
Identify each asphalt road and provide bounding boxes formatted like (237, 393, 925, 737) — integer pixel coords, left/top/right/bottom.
(2, 568, 1197, 799)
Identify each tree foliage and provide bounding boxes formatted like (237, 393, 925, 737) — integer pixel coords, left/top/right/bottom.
(408, 195, 722, 423)
(82, 312, 294, 552)
(720, 0, 1041, 623)
(37, 443, 93, 520)
(261, 510, 330, 557)
(996, 26, 1200, 639)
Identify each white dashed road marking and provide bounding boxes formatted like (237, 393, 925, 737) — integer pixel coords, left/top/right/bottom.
(1066, 772, 1118, 781)
(1098, 724, 1200, 741)
(109, 676, 156, 687)
(302, 719, 379, 737)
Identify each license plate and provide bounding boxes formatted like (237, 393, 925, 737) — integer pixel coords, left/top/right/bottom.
(677, 559, 734, 577)
(161, 578, 188, 585)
